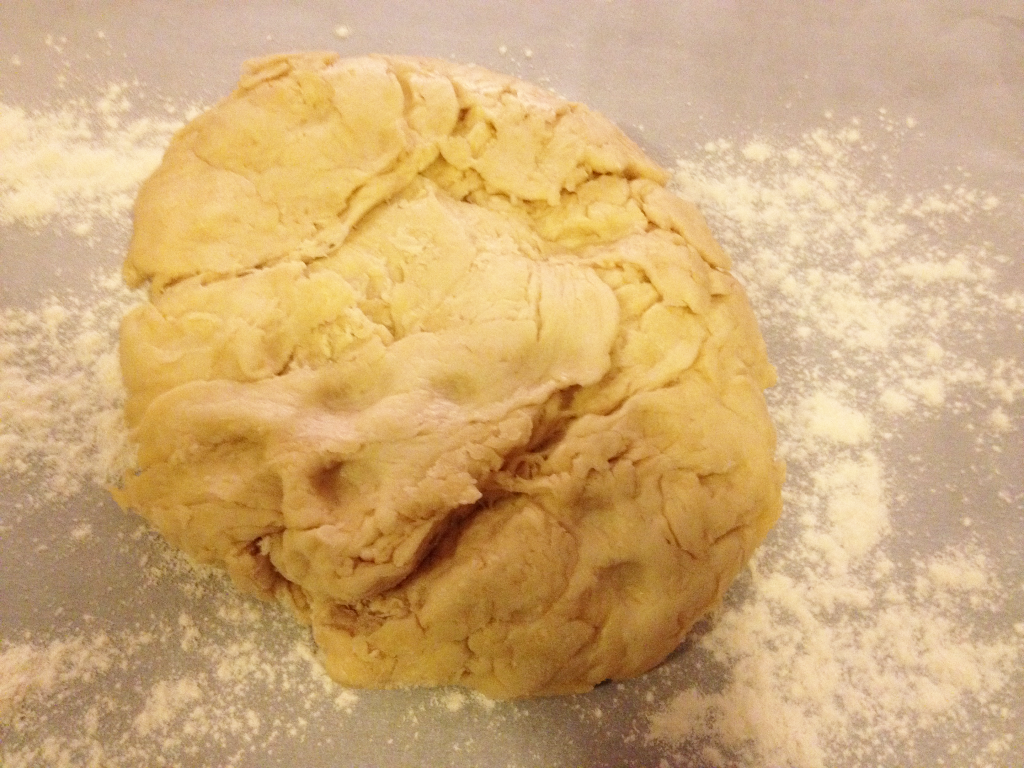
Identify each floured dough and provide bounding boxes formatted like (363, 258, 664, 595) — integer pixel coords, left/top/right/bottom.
(115, 53, 784, 698)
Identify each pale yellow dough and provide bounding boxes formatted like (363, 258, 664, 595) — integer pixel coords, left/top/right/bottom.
(115, 53, 784, 698)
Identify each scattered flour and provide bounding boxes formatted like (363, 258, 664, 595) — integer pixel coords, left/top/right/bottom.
(0, 94, 183, 233)
(0, 635, 114, 725)
(1, 65, 1021, 768)
(0, 272, 139, 501)
(648, 122, 1023, 767)
(133, 677, 205, 737)
(440, 691, 469, 713)
(0, 568, 364, 768)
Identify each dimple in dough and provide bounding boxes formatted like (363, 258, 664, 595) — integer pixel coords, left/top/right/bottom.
(115, 53, 784, 698)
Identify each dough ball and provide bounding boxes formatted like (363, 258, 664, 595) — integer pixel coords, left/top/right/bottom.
(114, 53, 784, 698)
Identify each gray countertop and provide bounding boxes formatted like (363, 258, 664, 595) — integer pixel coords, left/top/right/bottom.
(2, 2, 1022, 767)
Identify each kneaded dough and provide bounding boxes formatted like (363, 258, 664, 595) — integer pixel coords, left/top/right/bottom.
(115, 53, 784, 698)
